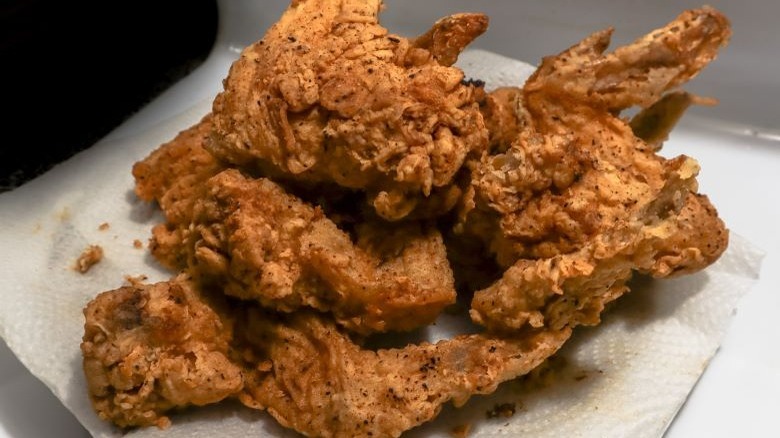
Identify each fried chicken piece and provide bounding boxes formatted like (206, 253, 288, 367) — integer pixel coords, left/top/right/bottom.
(133, 114, 222, 223)
(462, 8, 730, 331)
(481, 86, 524, 153)
(153, 168, 455, 334)
(472, 178, 728, 331)
(80, 275, 243, 428)
(239, 310, 569, 438)
(524, 7, 730, 113)
(132, 115, 225, 268)
(208, 0, 489, 220)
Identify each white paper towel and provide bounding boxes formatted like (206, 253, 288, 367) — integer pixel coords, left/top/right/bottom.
(0, 50, 764, 438)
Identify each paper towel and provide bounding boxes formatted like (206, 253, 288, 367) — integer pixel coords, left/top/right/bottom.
(0, 50, 764, 437)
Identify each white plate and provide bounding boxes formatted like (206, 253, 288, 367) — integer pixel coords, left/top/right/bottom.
(1, 1, 778, 437)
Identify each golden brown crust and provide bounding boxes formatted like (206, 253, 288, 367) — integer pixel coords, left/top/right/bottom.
(524, 7, 731, 112)
(208, 0, 488, 220)
(463, 8, 731, 332)
(132, 115, 224, 269)
(412, 13, 490, 67)
(80, 276, 243, 428)
(481, 86, 524, 153)
(239, 311, 569, 438)
(154, 169, 456, 334)
(133, 114, 222, 221)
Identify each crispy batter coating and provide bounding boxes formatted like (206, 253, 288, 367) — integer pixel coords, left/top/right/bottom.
(524, 7, 731, 112)
(132, 115, 225, 269)
(133, 114, 222, 223)
(463, 7, 730, 332)
(152, 169, 455, 334)
(80, 276, 243, 428)
(208, 0, 488, 220)
(481, 86, 524, 153)
(131, 114, 455, 334)
(82, 276, 566, 436)
(239, 311, 569, 438)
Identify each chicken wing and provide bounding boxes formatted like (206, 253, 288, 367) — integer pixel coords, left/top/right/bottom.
(208, 0, 489, 220)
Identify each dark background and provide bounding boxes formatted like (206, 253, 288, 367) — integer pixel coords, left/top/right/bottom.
(1, 0, 218, 191)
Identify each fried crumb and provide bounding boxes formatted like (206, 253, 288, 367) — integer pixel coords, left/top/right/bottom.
(156, 416, 171, 430)
(133, 239, 143, 249)
(74, 245, 103, 273)
(486, 402, 516, 419)
(98, 222, 110, 231)
(450, 423, 471, 438)
(124, 274, 148, 287)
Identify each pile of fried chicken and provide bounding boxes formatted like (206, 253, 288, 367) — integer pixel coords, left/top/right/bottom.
(81, 1, 730, 436)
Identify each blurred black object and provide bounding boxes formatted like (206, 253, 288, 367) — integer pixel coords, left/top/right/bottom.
(0, 0, 218, 191)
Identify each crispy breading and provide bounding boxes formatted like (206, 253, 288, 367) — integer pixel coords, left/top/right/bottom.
(481, 86, 524, 153)
(239, 311, 569, 438)
(463, 7, 730, 332)
(80, 276, 243, 428)
(207, 0, 488, 220)
(523, 7, 731, 113)
(74, 244, 104, 273)
(131, 114, 456, 334)
(132, 115, 225, 269)
(152, 169, 455, 334)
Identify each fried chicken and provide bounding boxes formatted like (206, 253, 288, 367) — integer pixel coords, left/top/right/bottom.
(481, 86, 524, 153)
(462, 7, 730, 332)
(152, 169, 455, 334)
(239, 310, 569, 438)
(131, 114, 455, 334)
(82, 5, 734, 436)
(132, 115, 225, 268)
(208, 0, 489, 220)
(80, 275, 243, 428)
(133, 114, 222, 223)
